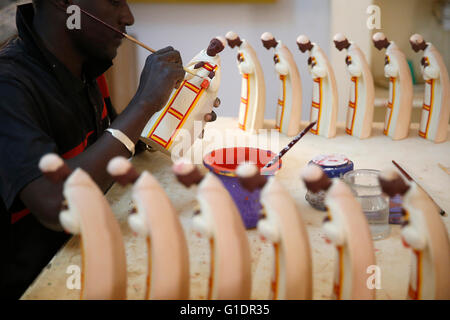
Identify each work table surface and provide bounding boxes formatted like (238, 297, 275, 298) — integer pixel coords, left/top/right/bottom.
(22, 118, 450, 300)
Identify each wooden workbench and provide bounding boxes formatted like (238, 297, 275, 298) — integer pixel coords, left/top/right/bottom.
(22, 118, 450, 300)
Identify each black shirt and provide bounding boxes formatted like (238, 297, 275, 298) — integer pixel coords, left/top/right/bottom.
(0, 4, 116, 299)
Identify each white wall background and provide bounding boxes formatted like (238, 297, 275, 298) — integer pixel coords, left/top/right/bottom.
(128, 0, 331, 121)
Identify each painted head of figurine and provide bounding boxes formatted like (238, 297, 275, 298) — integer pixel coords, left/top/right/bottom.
(261, 32, 278, 50)
(39, 153, 72, 183)
(236, 162, 267, 192)
(378, 169, 410, 198)
(372, 32, 390, 51)
(409, 34, 428, 53)
(333, 33, 351, 51)
(296, 35, 313, 53)
(107, 156, 140, 186)
(172, 158, 204, 187)
(300, 164, 332, 194)
(207, 36, 226, 57)
(225, 31, 243, 48)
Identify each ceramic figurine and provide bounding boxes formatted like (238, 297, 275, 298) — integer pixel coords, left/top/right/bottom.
(237, 163, 312, 300)
(333, 33, 375, 139)
(173, 159, 252, 300)
(261, 32, 302, 136)
(373, 32, 413, 140)
(301, 165, 375, 300)
(39, 154, 127, 300)
(107, 157, 190, 300)
(379, 170, 450, 300)
(297, 35, 338, 138)
(226, 31, 266, 133)
(409, 34, 450, 143)
(141, 37, 225, 155)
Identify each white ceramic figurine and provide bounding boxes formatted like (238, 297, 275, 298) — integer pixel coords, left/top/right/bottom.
(237, 163, 312, 300)
(226, 31, 266, 133)
(141, 37, 225, 155)
(409, 34, 449, 143)
(297, 35, 338, 138)
(373, 32, 413, 140)
(379, 170, 450, 300)
(173, 159, 252, 300)
(107, 157, 190, 300)
(301, 164, 375, 300)
(39, 154, 127, 300)
(333, 33, 375, 139)
(261, 32, 302, 136)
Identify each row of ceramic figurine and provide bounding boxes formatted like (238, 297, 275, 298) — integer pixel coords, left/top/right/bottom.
(38, 153, 450, 300)
(140, 32, 449, 157)
(233, 31, 449, 142)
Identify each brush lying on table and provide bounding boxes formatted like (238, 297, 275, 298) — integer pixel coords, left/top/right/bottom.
(263, 121, 317, 169)
(392, 160, 446, 217)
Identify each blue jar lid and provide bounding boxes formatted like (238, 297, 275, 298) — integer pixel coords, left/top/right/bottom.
(308, 154, 354, 179)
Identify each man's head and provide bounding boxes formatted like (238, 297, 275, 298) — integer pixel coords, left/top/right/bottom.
(296, 35, 313, 53)
(409, 34, 427, 52)
(33, 0, 135, 62)
(333, 33, 350, 51)
(261, 32, 277, 50)
(206, 37, 226, 57)
(372, 32, 390, 51)
(225, 31, 242, 49)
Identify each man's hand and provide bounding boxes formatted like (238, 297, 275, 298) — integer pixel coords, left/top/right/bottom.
(131, 46, 185, 114)
(194, 61, 206, 69)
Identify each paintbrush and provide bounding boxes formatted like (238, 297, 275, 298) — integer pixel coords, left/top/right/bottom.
(263, 121, 317, 169)
(392, 160, 446, 217)
(77, 7, 203, 79)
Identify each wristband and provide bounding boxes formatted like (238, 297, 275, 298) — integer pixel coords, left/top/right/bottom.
(105, 128, 135, 157)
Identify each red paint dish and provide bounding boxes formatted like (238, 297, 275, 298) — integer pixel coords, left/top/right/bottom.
(203, 147, 281, 177)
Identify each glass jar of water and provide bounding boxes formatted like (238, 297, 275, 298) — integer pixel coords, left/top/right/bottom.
(343, 169, 390, 240)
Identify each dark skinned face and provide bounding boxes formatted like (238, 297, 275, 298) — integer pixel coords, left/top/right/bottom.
(410, 41, 426, 53)
(297, 42, 313, 53)
(334, 40, 350, 51)
(262, 39, 277, 50)
(373, 39, 389, 51)
(206, 39, 225, 57)
(69, 0, 135, 62)
(227, 37, 242, 49)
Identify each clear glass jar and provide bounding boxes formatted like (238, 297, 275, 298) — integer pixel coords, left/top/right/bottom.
(343, 169, 390, 240)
